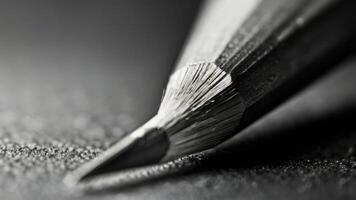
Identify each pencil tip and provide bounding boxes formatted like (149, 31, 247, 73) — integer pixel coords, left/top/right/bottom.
(65, 125, 169, 185)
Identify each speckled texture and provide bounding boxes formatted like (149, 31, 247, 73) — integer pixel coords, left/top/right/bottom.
(0, 55, 355, 200)
(1, 1, 356, 200)
(0, 1, 201, 199)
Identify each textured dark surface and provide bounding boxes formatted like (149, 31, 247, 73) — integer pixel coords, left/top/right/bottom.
(0, 1, 201, 199)
(0, 1, 356, 200)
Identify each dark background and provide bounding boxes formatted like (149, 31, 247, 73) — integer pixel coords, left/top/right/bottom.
(0, 1, 356, 199)
(0, 0, 200, 124)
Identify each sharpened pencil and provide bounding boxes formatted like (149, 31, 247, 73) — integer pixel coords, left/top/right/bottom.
(65, 0, 356, 185)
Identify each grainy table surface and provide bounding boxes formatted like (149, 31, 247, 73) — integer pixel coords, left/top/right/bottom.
(0, 1, 356, 200)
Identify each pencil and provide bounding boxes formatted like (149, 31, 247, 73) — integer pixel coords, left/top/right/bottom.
(66, 0, 356, 184)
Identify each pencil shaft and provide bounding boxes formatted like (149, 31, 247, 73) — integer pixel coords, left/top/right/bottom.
(175, 0, 356, 131)
(67, 0, 356, 183)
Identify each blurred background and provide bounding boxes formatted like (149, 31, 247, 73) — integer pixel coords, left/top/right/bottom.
(0, 1, 356, 200)
(0, 0, 200, 125)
